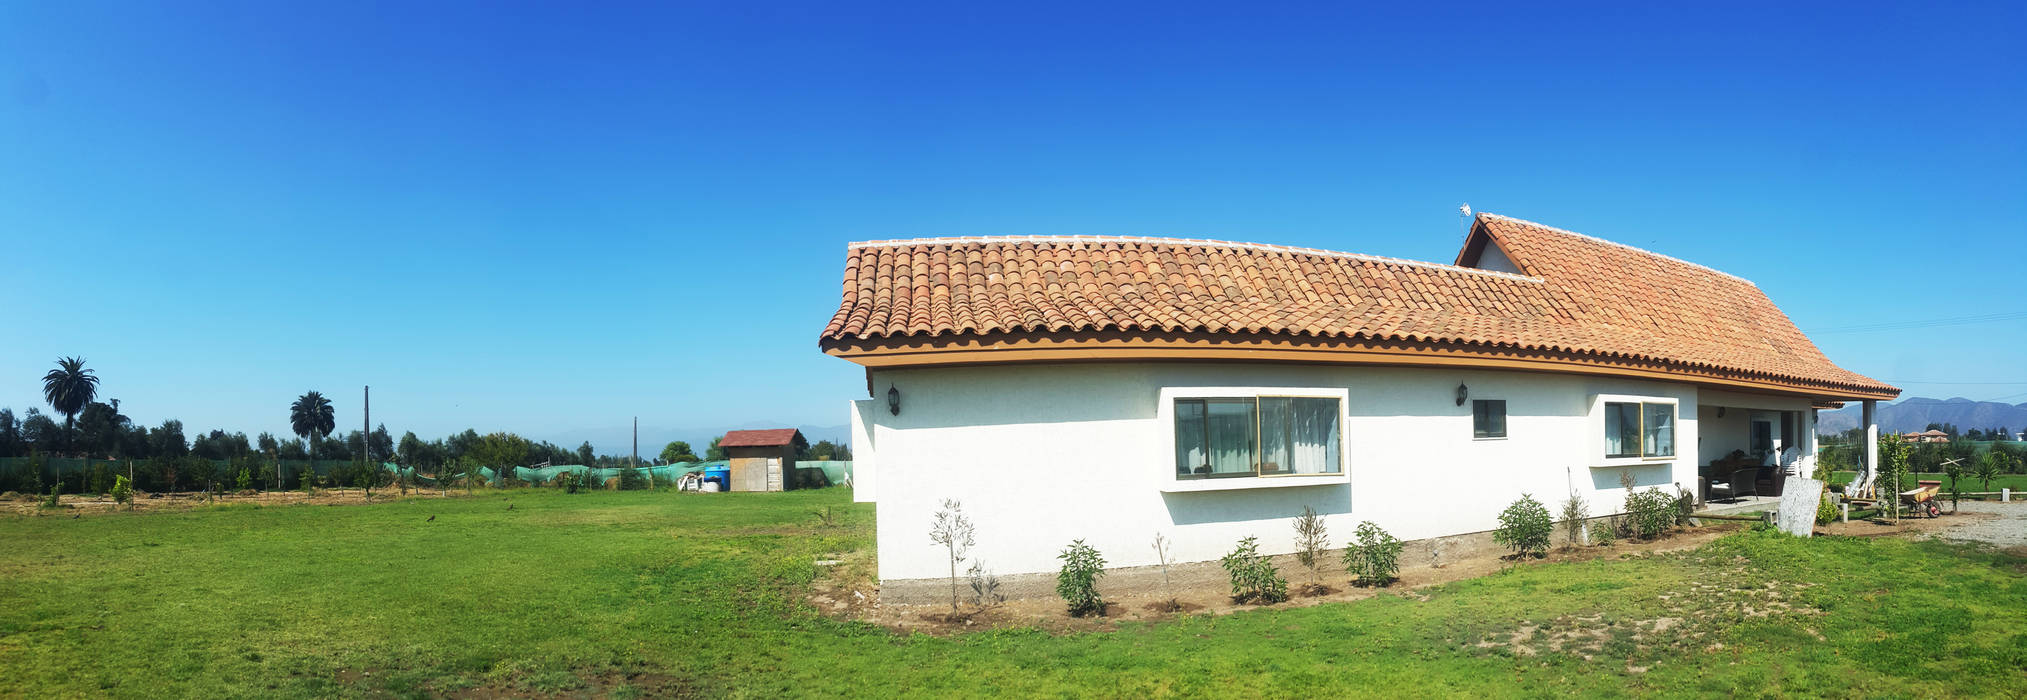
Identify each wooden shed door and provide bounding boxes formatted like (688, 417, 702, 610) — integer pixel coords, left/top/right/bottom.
(765, 457, 783, 491)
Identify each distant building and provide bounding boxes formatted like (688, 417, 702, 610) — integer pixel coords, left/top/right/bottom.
(1901, 429, 1950, 444)
(719, 429, 807, 492)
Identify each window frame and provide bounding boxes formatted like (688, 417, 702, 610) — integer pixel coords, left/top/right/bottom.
(1471, 398, 1508, 440)
(1593, 395, 1678, 463)
(1159, 387, 1351, 490)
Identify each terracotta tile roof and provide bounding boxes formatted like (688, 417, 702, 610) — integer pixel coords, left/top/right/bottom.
(819, 213, 1896, 397)
(719, 429, 800, 448)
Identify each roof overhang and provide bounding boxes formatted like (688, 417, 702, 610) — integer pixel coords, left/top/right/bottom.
(822, 330, 1900, 403)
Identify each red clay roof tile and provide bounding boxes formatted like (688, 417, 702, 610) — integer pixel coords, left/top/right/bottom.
(719, 429, 801, 448)
(819, 215, 1894, 396)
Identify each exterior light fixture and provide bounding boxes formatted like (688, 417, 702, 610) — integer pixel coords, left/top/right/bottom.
(1455, 383, 1469, 406)
(888, 386, 901, 416)
(1717, 407, 1726, 418)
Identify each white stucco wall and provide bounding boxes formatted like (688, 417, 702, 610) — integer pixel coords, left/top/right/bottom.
(848, 399, 876, 502)
(853, 361, 1765, 581)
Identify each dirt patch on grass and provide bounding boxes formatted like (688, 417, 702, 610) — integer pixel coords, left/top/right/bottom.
(1141, 599, 1203, 615)
(833, 522, 1747, 635)
(1461, 557, 1823, 664)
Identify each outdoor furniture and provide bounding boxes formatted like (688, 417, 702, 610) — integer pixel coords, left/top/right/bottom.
(1753, 466, 1786, 498)
(1723, 467, 1762, 500)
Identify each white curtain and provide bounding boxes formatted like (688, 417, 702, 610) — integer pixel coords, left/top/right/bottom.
(1643, 403, 1675, 457)
(1262, 397, 1340, 475)
(1174, 400, 1207, 477)
(1206, 400, 1254, 476)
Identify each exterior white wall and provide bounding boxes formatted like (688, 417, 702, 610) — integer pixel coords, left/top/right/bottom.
(860, 361, 1715, 581)
(1474, 240, 1524, 275)
(848, 399, 877, 502)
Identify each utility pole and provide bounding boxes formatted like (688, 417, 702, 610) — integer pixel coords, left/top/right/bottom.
(632, 417, 639, 469)
(364, 385, 372, 496)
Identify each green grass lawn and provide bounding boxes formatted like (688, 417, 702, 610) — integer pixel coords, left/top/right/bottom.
(1829, 470, 2027, 493)
(3, 489, 2023, 698)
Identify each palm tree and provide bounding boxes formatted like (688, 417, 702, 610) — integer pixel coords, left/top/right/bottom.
(289, 391, 335, 490)
(42, 356, 100, 456)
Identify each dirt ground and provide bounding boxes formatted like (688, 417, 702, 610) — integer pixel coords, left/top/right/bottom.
(1814, 499, 2023, 543)
(815, 522, 1752, 635)
(2, 487, 453, 516)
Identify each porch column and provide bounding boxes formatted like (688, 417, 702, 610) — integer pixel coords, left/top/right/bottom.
(1861, 399, 1878, 493)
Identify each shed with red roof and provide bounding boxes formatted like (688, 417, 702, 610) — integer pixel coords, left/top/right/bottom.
(720, 428, 809, 492)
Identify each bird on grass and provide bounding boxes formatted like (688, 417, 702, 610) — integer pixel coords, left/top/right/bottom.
(425, 515, 435, 522)
(507, 504, 514, 511)
(71, 513, 80, 519)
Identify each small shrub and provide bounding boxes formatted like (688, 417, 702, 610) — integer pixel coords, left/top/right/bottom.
(1151, 533, 1179, 609)
(1220, 536, 1287, 604)
(617, 467, 649, 491)
(41, 482, 61, 509)
(1588, 519, 1617, 546)
(111, 475, 133, 508)
(1493, 494, 1553, 557)
(1291, 506, 1329, 587)
(88, 464, 112, 496)
(1559, 491, 1589, 549)
(1674, 486, 1696, 527)
(1815, 491, 1839, 526)
(1341, 521, 1403, 586)
(1625, 488, 1677, 539)
(967, 561, 1005, 611)
(928, 499, 976, 612)
(1055, 539, 1106, 617)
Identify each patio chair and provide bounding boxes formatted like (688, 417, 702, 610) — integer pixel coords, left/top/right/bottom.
(1725, 467, 1762, 499)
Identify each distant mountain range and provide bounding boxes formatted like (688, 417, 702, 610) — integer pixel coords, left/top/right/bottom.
(539, 423, 849, 458)
(1817, 397, 2027, 435)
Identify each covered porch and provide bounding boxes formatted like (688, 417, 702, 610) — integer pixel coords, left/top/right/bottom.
(1693, 392, 1886, 505)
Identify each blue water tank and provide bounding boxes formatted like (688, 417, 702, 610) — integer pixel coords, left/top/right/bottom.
(703, 466, 731, 491)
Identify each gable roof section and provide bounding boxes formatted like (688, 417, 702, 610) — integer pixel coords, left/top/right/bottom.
(720, 429, 801, 448)
(819, 214, 1897, 400)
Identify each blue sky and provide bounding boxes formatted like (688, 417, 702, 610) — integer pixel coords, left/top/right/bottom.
(2, 1, 2023, 449)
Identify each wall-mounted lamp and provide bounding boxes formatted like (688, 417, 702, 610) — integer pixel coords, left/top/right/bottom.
(887, 386, 901, 416)
(1455, 383, 1469, 406)
(1717, 407, 1726, 418)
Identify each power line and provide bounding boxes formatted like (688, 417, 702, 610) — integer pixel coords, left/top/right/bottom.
(1812, 310, 2027, 334)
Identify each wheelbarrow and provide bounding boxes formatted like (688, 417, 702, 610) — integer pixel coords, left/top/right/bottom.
(1899, 480, 1943, 518)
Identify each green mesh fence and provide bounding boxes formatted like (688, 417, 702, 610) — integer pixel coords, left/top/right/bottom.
(1, 457, 847, 492)
(476, 461, 722, 486)
(798, 460, 853, 486)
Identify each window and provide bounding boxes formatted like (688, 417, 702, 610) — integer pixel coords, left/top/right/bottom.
(1604, 401, 1674, 459)
(1472, 399, 1507, 439)
(1175, 396, 1341, 478)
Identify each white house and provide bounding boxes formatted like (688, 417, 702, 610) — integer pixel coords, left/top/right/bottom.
(820, 213, 1898, 595)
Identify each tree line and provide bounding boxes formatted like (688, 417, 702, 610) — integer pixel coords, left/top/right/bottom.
(2, 356, 852, 496)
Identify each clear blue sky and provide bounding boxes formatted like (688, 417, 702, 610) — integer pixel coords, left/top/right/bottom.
(2, 1, 2023, 449)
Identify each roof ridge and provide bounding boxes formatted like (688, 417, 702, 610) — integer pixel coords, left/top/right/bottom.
(1476, 212, 1756, 286)
(846, 234, 1545, 283)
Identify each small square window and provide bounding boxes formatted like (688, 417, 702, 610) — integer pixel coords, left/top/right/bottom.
(1473, 399, 1507, 439)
